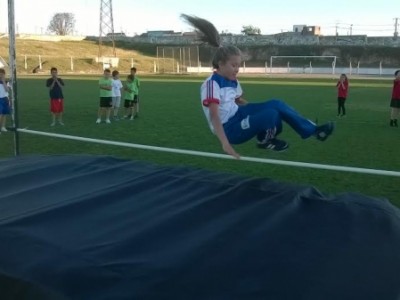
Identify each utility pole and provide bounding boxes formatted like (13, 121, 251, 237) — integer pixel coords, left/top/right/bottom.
(394, 18, 399, 39)
(98, 0, 116, 59)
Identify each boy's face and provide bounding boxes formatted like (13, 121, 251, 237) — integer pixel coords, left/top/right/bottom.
(130, 70, 136, 76)
(340, 75, 346, 82)
(51, 70, 58, 77)
(114, 74, 119, 79)
(104, 71, 111, 78)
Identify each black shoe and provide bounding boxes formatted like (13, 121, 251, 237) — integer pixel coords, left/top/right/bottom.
(315, 121, 335, 141)
(390, 120, 394, 127)
(394, 119, 398, 127)
(258, 138, 289, 152)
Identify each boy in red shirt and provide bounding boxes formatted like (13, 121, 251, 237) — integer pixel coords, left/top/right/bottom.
(390, 70, 400, 127)
(336, 74, 349, 117)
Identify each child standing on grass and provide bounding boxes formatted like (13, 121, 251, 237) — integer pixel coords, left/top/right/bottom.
(96, 69, 113, 124)
(336, 74, 349, 117)
(46, 67, 65, 126)
(181, 14, 334, 158)
(130, 67, 140, 118)
(389, 70, 400, 127)
(111, 70, 123, 120)
(0, 68, 11, 133)
(123, 75, 135, 120)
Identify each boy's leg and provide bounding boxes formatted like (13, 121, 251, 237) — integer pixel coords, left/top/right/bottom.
(51, 112, 56, 126)
(223, 107, 281, 144)
(242, 100, 317, 139)
(106, 108, 111, 123)
(96, 107, 103, 123)
(1, 115, 7, 131)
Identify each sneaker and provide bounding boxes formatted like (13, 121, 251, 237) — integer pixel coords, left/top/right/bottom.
(50, 122, 56, 127)
(315, 121, 335, 141)
(59, 121, 64, 126)
(1, 127, 8, 132)
(105, 119, 111, 124)
(257, 138, 289, 152)
(96, 119, 101, 124)
(130, 116, 134, 120)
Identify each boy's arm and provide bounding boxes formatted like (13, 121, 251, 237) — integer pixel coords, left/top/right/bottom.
(208, 103, 240, 159)
(99, 85, 112, 90)
(235, 96, 248, 106)
(47, 79, 56, 89)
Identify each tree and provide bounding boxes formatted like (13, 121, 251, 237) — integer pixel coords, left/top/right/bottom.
(241, 25, 261, 36)
(47, 13, 75, 35)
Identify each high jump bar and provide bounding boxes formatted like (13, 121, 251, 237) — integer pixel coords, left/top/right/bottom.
(17, 128, 400, 178)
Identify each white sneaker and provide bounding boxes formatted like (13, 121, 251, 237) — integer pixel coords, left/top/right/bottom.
(1, 127, 7, 132)
(59, 121, 64, 126)
(96, 119, 101, 124)
(130, 117, 134, 120)
(106, 119, 111, 124)
(50, 122, 56, 126)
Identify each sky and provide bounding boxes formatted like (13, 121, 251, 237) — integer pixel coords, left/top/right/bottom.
(0, 0, 399, 37)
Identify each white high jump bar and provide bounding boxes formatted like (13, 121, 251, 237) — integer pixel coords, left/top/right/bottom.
(17, 129, 400, 178)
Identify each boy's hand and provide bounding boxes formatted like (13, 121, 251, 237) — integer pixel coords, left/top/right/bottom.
(222, 142, 240, 159)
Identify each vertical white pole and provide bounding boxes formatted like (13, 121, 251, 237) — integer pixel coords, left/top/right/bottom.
(24, 55, 27, 70)
(8, 0, 20, 155)
(70, 57, 74, 71)
(153, 61, 156, 73)
(379, 61, 382, 75)
(270, 56, 273, 73)
(197, 46, 200, 73)
(39, 55, 42, 70)
(265, 61, 268, 73)
(177, 62, 179, 73)
(243, 61, 246, 73)
(357, 61, 360, 75)
(131, 58, 134, 68)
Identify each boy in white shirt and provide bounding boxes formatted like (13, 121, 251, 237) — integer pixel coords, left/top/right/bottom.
(0, 68, 11, 133)
(111, 70, 124, 120)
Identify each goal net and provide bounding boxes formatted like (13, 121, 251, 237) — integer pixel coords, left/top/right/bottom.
(269, 56, 337, 75)
(156, 46, 200, 73)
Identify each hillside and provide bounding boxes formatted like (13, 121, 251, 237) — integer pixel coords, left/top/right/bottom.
(0, 38, 159, 74)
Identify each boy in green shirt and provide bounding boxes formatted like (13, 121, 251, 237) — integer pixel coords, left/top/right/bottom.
(97, 69, 113, 124)
(123, 75, 136, 120)
(130, 67, 141, 118)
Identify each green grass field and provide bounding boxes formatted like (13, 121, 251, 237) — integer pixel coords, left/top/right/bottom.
(0, 75, 399, 207)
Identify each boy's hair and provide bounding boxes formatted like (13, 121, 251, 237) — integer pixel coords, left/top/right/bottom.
(112, 70, 119, 77)
(395, 70, 400, 76)
(181, 14, 241, 69)
(50, 67, 57, 72)
(104, 68, 111, 73)
(130, 67, 137, 72)
(0, 68, 5, 74)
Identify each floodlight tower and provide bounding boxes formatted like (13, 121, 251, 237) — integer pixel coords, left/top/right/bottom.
(99, 0, 116, 58)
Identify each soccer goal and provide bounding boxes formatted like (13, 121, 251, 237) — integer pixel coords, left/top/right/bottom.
(269, 56, 337, 75)
(156, 46, 200, 73)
